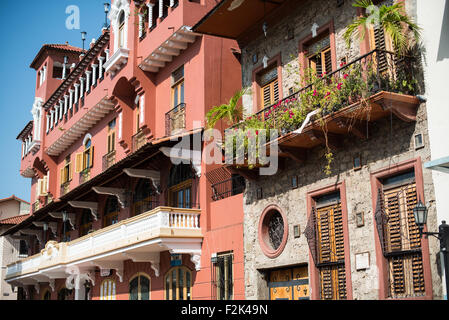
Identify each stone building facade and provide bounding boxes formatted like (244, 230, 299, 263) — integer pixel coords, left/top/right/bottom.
(194, 0, 443, 300)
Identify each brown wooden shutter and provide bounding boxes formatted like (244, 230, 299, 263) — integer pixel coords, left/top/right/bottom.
(304, 207, 318, 265)
(89, 146, 94, 168)
(69, 162, 73, 181)
(273, 80, 279, 103)
(323, 48, 332, 74)
(60, 168, 65, 185)
(75, 153, 83, 173)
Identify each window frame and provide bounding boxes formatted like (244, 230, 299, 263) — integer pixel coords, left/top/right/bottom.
(306, 181, 352, 300)
(129, 272, 151, 300)
(100, 278, 117, 300)
(164, 266, 192, 300)
(214, 252, 234, 300)
(107, 119, 116, 154)
(370, 157, 433, 300)
(171, 66, 185, 109)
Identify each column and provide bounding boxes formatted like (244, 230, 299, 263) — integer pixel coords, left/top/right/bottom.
(147, 3, 154, 29)
(138, 13, 144, 38)
(159, 0, 163, 18)
(170, 0, 174, 7)
(85, 71, 92, 93)
(74, 84, 80, 104)
(69, 89, 74, 110)
(46, 115, 50, 133)
(50, 110, 54, 129)
(80, 77, 85, 99)
(59, 100, 64, 120)
(92, 64, 98, 87)
(98, 57, 105, 80)
(42, 66, 47, 82)
(39, 70, 43, 86)
(105, 49, 110, 62)
(64, 95, 69, 115)
(54, 106, 59, 125)
(62, 63, 67, 80)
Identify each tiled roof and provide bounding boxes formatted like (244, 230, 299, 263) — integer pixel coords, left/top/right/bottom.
(0, 215, 31, 226)
(30, 43, 84, 69)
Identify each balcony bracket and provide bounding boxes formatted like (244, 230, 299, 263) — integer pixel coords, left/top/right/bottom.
(123, 168, 161, 194)
(68, 201, 98, 221)
(65, 265, 96, 290)
(90, 261, 124, 282)
(159, 238, 202, 271)
(121, 252, 160, 277)
(20, 229, 43, 245)
(92, 187, 127, 208)
(32, 221, 58, 237)
(159, 147, 202, 177)
(49, 212, 76, 230)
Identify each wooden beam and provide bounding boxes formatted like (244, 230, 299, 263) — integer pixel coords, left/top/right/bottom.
(306, 129, 342, 151)
(335, 117, 368, 140)
(280, 146, 307, 163)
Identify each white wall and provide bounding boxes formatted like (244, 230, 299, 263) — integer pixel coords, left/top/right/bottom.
(417, 0, 449, 300)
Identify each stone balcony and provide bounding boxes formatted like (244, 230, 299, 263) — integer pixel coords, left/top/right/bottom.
(5, 206, 202, 290)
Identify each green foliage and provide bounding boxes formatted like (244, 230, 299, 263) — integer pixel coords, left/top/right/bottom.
(344, 0, 421, 56)
(206, 88, 247, 129)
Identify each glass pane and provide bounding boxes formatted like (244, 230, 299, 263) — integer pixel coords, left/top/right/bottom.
(165, 276, 170, 300)
(179, 269, 184, 300)
(185, 188, 191, 209)
(174, 87, 179, 107)
(129, 278, 138, 300)
(172, 270, 177, 300)
(140, 276, 150, 300)
(178, 190, 184, 209)
(180, 82, 184, 104)
(186, 271, 191, 300)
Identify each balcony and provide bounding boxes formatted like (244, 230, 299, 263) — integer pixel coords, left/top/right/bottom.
(102, 150, 116, 171)
(165, 103, 186, 136)
(79, 169, 91, 185)
(60, 182, 70, 197)
(5, 206, 203, 285)
(103, 47, 130, 77)
(132, 130, 147, 152)
(226, 49, 422, 168)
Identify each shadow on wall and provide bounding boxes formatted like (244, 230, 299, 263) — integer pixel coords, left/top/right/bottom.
(437, 0, 449, 61)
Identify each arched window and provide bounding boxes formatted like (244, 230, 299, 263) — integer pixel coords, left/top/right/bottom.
(83, 138, 93, 170)
(165, 266, 192, 300)
(168, 164, 194, 209)
(42, 289, 51, 300)
(118, 11, 125, 48)
(100, 279, 116, 300)
(133, 179, 156, 217)
(79, 209, 93, 237)
(129, 273, 150, 300)
(104, 196, 119, 227)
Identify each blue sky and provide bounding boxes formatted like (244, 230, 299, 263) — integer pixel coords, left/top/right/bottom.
(0, 0, 107, 202)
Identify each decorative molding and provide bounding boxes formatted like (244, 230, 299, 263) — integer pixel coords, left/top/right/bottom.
(92, 186, 127, 208)
(68, 201, 98, 221)
(90, 261, 124, 282)
(49, 212, 76, 230)
(123, 168, 161, 194)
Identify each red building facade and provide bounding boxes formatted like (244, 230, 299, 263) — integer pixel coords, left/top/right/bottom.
(5, 0, 244, 300)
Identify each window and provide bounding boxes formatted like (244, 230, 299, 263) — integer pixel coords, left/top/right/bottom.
(375, 170, 425, 298)
(60, 155, 72, 185)
(258, 65, 279, 109)
(62, 220, 71, 242)
(104, 196, 119, 227)
(135, 101, 141, 134)
(108, 119, 116, 154)
(306, 33, 333, 76)
(214, 253, 233, 300)
(133, 179, 157, 217)
(129, 273, 150, 300)
(42, 289, 51, 300)
(76, 138, 94, 174)
(168, 164, 193, 209)
(19, 240, 28, 257)
(100, 279, 116, 300)
(306, 192, 347, 300)
(165, 266, 192, 300)
(171, 66, 185, 109)
(79, 209, 93, 237)
(118, 11, 125, 48)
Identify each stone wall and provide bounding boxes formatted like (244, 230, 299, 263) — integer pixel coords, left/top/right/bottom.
(242, 102, 443, 300)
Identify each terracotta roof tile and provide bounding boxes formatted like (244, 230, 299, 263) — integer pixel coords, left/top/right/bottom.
(0, 215, 31, 226)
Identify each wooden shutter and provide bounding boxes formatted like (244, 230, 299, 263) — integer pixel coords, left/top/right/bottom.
(383, 183, 425, 298)
(60, 168, 65, 185)
(322, 48, 332, 74)
(261, 79, 279, 109)
(89, 146, 94, 168)
(75, 152, 83, 173)
(68, 162, 73, 181)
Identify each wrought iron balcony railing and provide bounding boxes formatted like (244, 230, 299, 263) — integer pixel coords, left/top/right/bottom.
(165, 103, 186, 136)
(102, 150, 116, 171)
(230, 48, 420, 134)
(211, 175, 246, 202)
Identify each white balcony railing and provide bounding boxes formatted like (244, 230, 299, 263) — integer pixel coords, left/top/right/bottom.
(5, 206, 202, 282)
